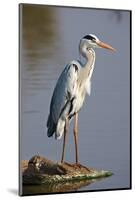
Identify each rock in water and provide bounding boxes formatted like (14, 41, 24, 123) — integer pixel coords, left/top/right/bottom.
(21, 155, 112, 185)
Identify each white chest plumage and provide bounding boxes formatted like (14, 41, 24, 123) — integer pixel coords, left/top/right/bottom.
(73, 60, 95, 114)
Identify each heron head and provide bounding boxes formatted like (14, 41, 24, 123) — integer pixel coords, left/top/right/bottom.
(80, 34, 116, 52)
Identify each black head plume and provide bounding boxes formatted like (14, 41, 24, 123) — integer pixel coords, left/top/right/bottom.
(83, 34, 96, 41)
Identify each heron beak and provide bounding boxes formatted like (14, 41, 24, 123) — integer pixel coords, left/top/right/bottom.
(96, 41, 116, 52)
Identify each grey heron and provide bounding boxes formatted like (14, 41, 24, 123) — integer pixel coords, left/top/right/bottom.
(47, 34, 115, 164)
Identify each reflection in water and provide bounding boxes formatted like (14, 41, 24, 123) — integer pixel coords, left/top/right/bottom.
(20, 4, 62, 93)
(23, 177, 105, 195)
(22, 4, 58, 57)
(110, 11, 123, 22)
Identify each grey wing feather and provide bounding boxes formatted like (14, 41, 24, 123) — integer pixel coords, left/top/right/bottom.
(47, 60, 81, 137)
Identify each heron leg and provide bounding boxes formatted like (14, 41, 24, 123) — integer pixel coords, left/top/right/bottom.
(61, 117, 69, 163)
(73, 113, 79, 164)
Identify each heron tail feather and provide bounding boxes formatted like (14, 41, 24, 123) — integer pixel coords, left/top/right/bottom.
(55, 118, 65, 140)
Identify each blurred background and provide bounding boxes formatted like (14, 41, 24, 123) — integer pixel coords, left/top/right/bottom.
(20, 4, 130, 191)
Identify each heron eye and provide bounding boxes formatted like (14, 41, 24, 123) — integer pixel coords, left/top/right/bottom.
(92, 38, 96, 42)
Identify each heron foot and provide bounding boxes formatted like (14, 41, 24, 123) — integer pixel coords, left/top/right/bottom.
(60, 162, 91, 172)
(62, 162, 74, 167)
(73, 163, 91, 172)
(60, 161, 72, 166)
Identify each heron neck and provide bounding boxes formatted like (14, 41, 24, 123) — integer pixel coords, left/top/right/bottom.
(78, 49, 95, 86)
(84, 48, 95, 71)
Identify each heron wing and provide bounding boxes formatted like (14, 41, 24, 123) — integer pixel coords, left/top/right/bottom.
(47, 60, 81, 137)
